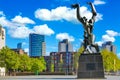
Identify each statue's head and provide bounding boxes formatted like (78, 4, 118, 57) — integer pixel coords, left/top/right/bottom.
(83, 16, 87, 21)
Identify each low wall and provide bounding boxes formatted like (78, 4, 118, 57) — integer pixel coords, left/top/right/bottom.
(15, 72, 74, 76)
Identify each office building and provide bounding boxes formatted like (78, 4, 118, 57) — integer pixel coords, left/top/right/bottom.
(102, 41, 116, 53)
(42, 42, 46, 56)
(58, 39, 73, 52)
(0, 25, 5, 49)
(17, 43, 22, 49)
(11, 43, 26, 55)
(57, 39, 74, 73)
(29, 33, 46, 57)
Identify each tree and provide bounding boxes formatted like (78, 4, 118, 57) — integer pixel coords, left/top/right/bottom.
(19, 54, 31, 71)
(38, 57, 46, 71)
(73, 46, 84, 73)
(101, 49, 120, 72)
(0, 47, 20, 71)
(0, 46, 47, 74)
(31, 57, 46, 73)
(0, 46, 20, 76)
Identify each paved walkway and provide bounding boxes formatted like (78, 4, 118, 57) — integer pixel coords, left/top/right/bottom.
(0, 75, 120, 80)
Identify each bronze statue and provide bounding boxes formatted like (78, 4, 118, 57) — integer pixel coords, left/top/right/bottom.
(72, 2, 99, 53)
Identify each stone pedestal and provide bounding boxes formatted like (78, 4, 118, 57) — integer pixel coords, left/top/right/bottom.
(77, 53, 104, 78)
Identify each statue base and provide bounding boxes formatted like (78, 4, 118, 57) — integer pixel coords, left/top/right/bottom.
(77, 53, 105, 79)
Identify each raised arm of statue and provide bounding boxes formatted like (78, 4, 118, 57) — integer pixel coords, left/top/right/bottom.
(71, 3, 85, 24)
(87, 2, 97, 22)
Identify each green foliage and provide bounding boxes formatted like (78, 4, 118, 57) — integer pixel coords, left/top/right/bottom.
(59, 57, 63, 72)
(0, 47, 46, 73)
(0, 47, 20, 70)
(51, 63, 54, 72)
(19, 54, 31, 71)
(31, 57, 46, 73)
(39, 57, 46, 71)
(73, 46, 84, 72)
(101, 49, 120, 72)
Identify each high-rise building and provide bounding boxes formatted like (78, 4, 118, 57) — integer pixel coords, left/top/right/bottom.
(42, 42, 46, 56)
(17, 43, 22, 49)
(29, 33, 46, 57)
(11, 43, 26, 55)
(0, 25, 5, 49)
(58, 39, 73, 74)
(58, 39, 73, 52)
(102, 41, 116, 53)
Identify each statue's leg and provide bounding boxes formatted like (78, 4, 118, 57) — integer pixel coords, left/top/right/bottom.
(86, 45, 93, 53)
(83, 39, 86, 49)
(86, 28, 92, 45)
(83, 31, 88, 48)
(95, 44, 99, 52)
(91, 44, 100, 53)
(90, 34, 95, 44)
(84, 37, 88, 49)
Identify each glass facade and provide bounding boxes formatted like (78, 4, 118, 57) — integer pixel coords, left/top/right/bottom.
(17, 43, 22, 49)
(29, 33, 45, 57)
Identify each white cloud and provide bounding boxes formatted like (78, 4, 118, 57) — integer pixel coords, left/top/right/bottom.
(95, 41, 103, 46)
(101, 30, 120, 42)
(93, 0, 106, 5)
(0, 11, 54, 38)
(35, 6, 103, 22)
(8, 24, 54, 38)
(12, 15, 35, 24)
(35, 7, 76, 22)
(0, 16, 14, 28)
(106, 30, 119, 37)
(0, 12, 31, 29)
(96, 13, 103, 21)
(102, 35, 115, 42)
(0, 17, 7, 26)
(79, 6, 103, 22)
(9, 26, 33, 38)
(96, 30, 120, 46)
(0, 15, 33, 38)
(33, 24, 55, 36)
(56, 33, 74, 42)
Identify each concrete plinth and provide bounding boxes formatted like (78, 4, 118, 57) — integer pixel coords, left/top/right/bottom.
(77, 53, 104, 79)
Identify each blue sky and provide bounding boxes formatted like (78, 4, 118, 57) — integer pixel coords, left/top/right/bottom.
(0, 0, 120, 57)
